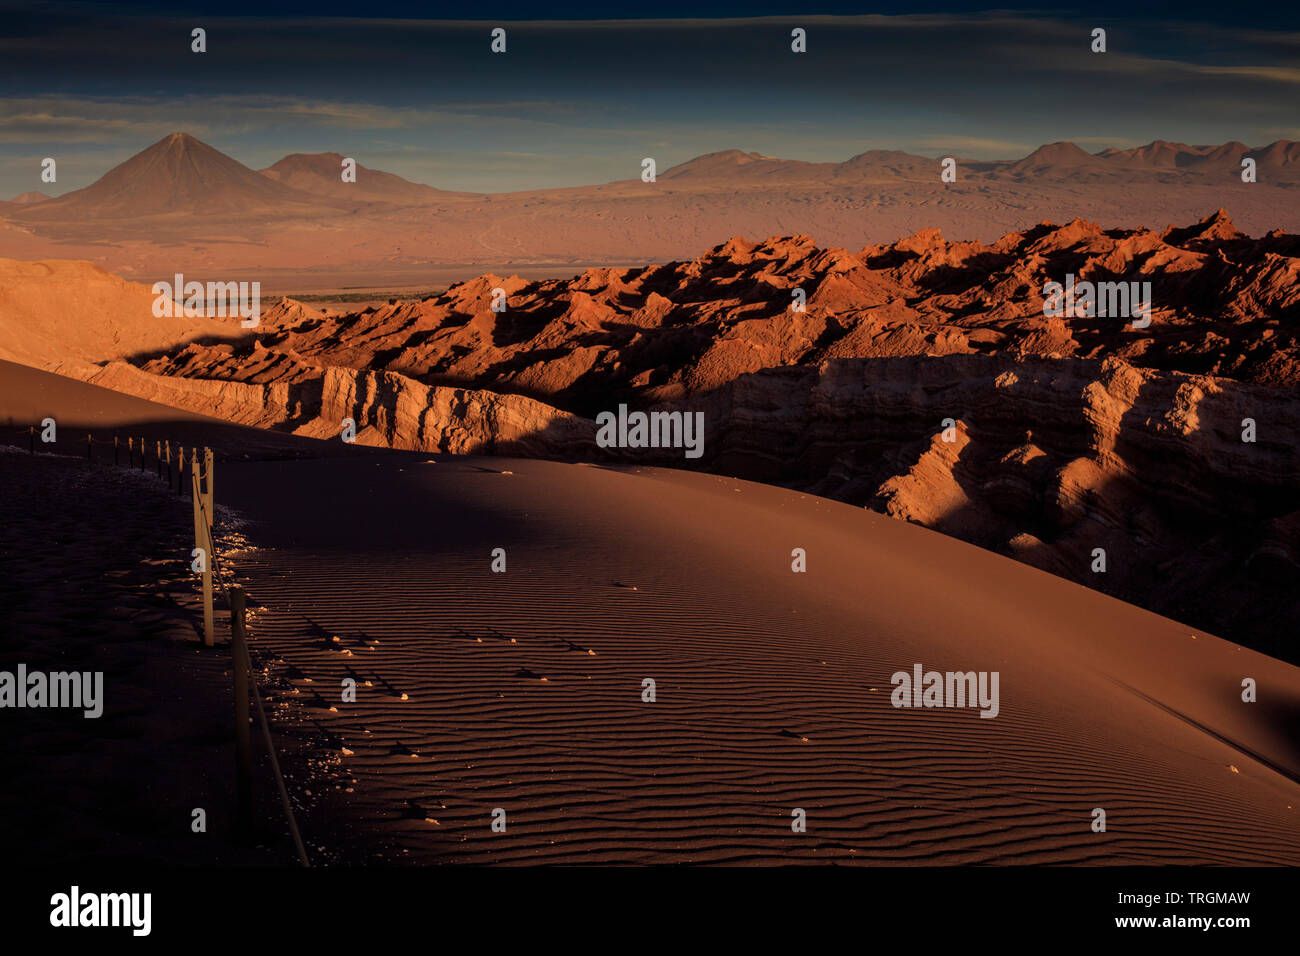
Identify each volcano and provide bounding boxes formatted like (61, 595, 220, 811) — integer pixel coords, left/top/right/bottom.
(13, 132, 316, 220)
(260, 152, 472, 204)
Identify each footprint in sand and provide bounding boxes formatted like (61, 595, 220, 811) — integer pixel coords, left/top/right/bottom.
(318, 635, 354, 655)
(776, 728, 811, 742)
(370, 674, 408, 699)
(343, 664, 376, 687)
(453, 626, 489, 645)
(305, 692, 333, 711)
(402, 799, 445, 824)
(514, 667, 548, 681)
(285, 663, 312, 682)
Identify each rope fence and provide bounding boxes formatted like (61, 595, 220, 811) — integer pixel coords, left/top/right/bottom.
(6, 423, 310, 866)
(193, 467, 311, 867)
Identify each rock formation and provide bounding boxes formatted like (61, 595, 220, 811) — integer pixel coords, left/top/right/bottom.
(3, 211, 1296, 657)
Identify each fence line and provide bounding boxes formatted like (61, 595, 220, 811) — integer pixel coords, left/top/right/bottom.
(190, 452, 312, 867)
(8, 424, 310, 866)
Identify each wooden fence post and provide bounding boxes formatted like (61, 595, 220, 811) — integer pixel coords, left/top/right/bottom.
(229, 585, 254, 838)
(28, 425, 34, 454)
(139, 436, 145, 472)
(192, 464, 214, 647)
(203, 450, 215, 644)
(87, 433, 92, 463)
(177, 446, 185, 496)
(204, 447, 214, 529)
(114, 435, 119, 466)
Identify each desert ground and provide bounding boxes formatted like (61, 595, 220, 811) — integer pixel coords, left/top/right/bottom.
(3, 362, 1299, 865)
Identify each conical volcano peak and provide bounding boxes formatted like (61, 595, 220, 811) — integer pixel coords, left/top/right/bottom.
(14, 132, 312, 220)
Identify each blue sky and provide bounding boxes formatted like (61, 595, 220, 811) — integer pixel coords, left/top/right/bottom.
(2, 3, 1298, 196)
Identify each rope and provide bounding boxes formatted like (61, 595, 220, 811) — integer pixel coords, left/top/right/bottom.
(239, 635, 312, 868)
(193, 460, 312, 868)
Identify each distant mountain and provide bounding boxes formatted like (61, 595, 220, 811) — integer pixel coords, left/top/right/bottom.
(1092, 139, 1300, 178)
(662, 147, 943, 184)
(835, 149, 934, 179)
(9, 191, 52, 204)
(1252, 140, 1300, 178)
(1003, 141, 1107, 178)
(1183, 141, 1250, 170)
(12, 132, 315, 220)
(1098, 139, 1200, 169)
(661, 149, 818, 182)
(259, 152, 474, 204)
(660, 140, 1300, 185)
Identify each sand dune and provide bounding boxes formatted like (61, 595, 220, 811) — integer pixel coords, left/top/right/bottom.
(214, 454, 1300, 864)
(3, 353, 1298, 865)
(0, 258, 244, 373)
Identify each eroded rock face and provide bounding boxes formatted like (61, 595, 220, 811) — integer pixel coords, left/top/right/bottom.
(11, 212, 1299, 658)
(657, 352, 1300, 657)
(131, 211, 1300, 416)
(66, 360, 596, 459)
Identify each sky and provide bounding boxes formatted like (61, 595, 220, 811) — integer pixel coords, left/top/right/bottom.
(2, 2, 1298, 196)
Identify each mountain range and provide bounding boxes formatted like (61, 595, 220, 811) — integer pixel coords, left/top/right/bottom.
(12, 133, 1300, 213)
(2, 133, 1298, 286)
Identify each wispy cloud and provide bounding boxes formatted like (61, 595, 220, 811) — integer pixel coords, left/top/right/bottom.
(1193, 65, 1300, 86)
(913, 135, 1034, 157)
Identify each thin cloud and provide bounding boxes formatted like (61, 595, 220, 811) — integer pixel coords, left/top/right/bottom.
(914, 135, 1034, 156)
